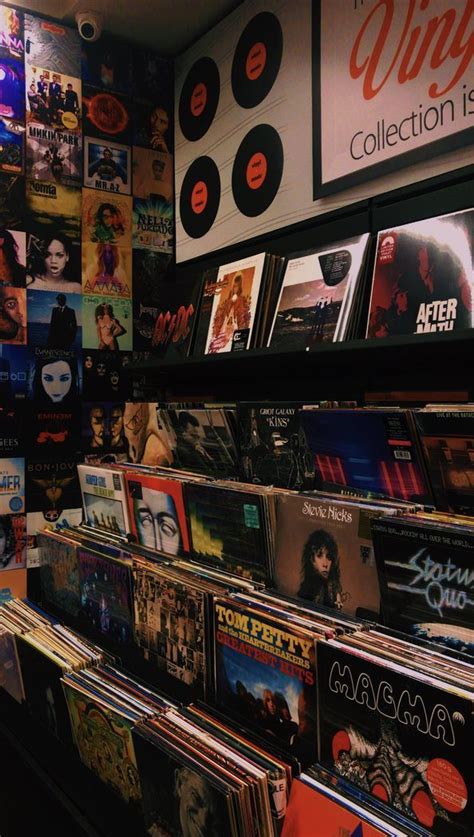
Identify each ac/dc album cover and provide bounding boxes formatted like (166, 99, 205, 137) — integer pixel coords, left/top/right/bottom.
(0, 117, 23, 174)
(132, 195, 173, 252)
(126, 472, 190, 556)
(268, 235, 370, 349)
(156, 408, 238, 478)
(274, 492, 381, 619)
(82, 350, 132, 401)
(25, 66, 81, 133)
(0, 172, 25, 229)
(82, 294, 132, 351)
(132, 49, 173, 105)
(132, 562, 206, 698)
(26, 459, 80, 515)
(214, 597, 318, 764)
(133, 265, 200, 359)
(0, 6, 24, 61)
(82, 241, 131, 298)
(132, 146, 173, 202)
(0, 625, 24, 703)
(78, 463, 131, 537)
(0, 402, 24, 454)
(15, 632, 72, 745)
(63, 679, 142, 805)
(0, 456, 24, 513)
(26, 232, 81, 293)
(414, 410, 474, 515)
(0, 286, 26, 345)
(134, 100, 172, 154)
(372, 516, 474, 657)
(84, 137, 131, 195)
(238, 402, 314, 489)
(82, 85, 132, 145)
(367, 209, 474, 338)
(26, 122, 82, 187)
(82, 401, 130, 459)
(38, 530, 80, 620)
(28, 406, 80, 458)
(27, 289, 82, 351)
(0, 345, 27, 399)
(82, 188, 132, 246)
(81, 35, 132, 95)
(185, 483, 269, 582)
(300, 409, 432, 504)
(318, 639, 474, 832)
(0, 228, 25, 288)
(26, 180, 81, 241)
(27, 347, 81, 407)
(0, 54, 24, 122)
(77, 547, 133, 645)
(0, 512, 26, 570)
(24, 14, 81, 76)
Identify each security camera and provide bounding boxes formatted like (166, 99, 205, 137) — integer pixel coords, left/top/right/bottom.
(76, 11, 103, 42)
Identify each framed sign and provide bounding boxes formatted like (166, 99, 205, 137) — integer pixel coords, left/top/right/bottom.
(313, 0, 474, 198)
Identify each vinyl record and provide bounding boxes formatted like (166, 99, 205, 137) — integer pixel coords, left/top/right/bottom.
(232, 124, 283, 217)
(178, 56, 220, 142)
(180, 156, 220, 238)
(231, 12, 283, 109)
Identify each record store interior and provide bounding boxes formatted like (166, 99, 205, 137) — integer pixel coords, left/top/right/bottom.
(0, 0, 473, 835)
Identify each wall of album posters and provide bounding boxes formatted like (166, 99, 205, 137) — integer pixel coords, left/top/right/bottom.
(0, 4, 174, 590)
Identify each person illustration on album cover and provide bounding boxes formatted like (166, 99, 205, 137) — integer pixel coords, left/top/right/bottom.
(27, 234, 81, 293)
(91, 202, 126, 244)
(0, 285, 25, 344)
(134, 487, 181, 555)
(95, 303, 127, 351)
(91, 243, 127, 294)
(298, 529, 343, 609)
(88, 146, 127, 186)
(0, 229, 25, 287)
(47, 293, 77, 349)
(109, 403, 130, 457)
(87, 405, 106, 449)
(32, 355, 78, 406)
(209, 272, 251, 353)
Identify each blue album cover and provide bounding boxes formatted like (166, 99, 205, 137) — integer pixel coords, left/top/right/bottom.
(27, 288, 82, 351)
(0, 55, 24, 122)
(0, 117, 23, 173)
(0, 456, 24, 513)
(27, 347, 82, 406)
(84, 137, 131, 195)
(0, 345, 27, 399)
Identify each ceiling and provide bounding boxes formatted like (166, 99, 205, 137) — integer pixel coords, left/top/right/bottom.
(12, 0, 243, 55)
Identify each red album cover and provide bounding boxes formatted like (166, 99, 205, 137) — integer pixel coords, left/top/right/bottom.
(125, 471, 190, 556)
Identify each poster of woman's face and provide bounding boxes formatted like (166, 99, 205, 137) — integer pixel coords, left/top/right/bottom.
(27, 348, 81, 405)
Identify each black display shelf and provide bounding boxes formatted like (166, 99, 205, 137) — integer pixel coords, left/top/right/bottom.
(129, 330, 474, 401)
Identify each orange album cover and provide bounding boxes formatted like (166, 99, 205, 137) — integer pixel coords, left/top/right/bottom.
(0, 568, 27, 600)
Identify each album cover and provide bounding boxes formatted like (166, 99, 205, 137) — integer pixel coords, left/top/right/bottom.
(82, 294, 132, 351)
(0, 286, 26, 344)
(82, 188, 132, 246)
(0, 345, 27, 399)
(78, 463, 131, 537)
(83, 350, 132, 401)
(0, 566, 26, 598)
(26, 180, 81, 241)
(132, 49, 173, 105)
(26, 122, 82, 187)
(27, 289, 82, 350)
(122, 402, 173, 466)
(0, 55, 24, 122)
(238, 402, 315, 489)
(0, 457, 24, 514)
(193, 254, 267, 356)
(318, 639, 474, 832)
(132, 146, 173, 202)
(38, 531, 80, 619)
(274, 492, 381, 618)
(0, 117, 23, 173)
(372, 516, 474, 656)
(26, 232, 81, 293)
(133, 264, 200, 357)
(0, 403, 24, 455)
(300, 409, 432, 503)
(0, 228, 25, 288)
(81, 36, 132, 94)
(156, 408, 238, 477)
(414, 410, 474, 515)
(0, 625, 24, 703)
(268, 235, 369, 349)
(82, 401, 130, 459)
(63, 679, 142, 804)
(26, 459, 80, 514)
(214, 598, 318, 764)
(0, 513, 25, 570)
(0, 6, 24, 61)
(126, 471, 189, 556)
(83, 85, 132, 144)
(0, 172, 23, 230)
(132, 563, 206, 698)
(367, 210, 474, 338)
(24, 14, 81, 76)
(84, 137, 131, 195)
(132, 195, 173, 252)
(82, 241, 131, 297)
(16, 631, 73, 743)
(185, 483, 269, 581)
(27, 507, 82, 565)
(77, 548, 133, 645)
(27, 347, 81, 407)
(134, 99, 172, 154)
(29, 406, 80, 458)
(25, 65, 81, 133)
